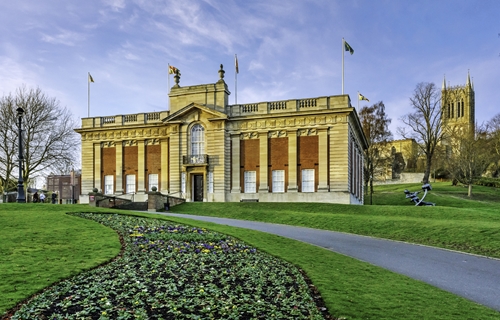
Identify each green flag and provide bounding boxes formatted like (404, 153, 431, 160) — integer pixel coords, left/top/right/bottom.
(344, 41, 354, 55)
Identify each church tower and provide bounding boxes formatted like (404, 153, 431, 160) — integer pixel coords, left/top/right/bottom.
(441, 71, 475, 134)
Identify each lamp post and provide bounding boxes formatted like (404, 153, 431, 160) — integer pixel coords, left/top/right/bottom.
(16, 107, 26, 203)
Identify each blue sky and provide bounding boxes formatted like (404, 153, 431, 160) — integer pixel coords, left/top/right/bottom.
(1, 0, 499, 138)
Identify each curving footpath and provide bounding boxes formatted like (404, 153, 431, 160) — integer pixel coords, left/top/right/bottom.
(155, 212, 500, 312)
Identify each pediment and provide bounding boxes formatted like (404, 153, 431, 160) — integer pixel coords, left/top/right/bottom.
(162, 103, 228, 123)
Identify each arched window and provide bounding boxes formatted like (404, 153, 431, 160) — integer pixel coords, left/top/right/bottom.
(191, 124, 205, 155)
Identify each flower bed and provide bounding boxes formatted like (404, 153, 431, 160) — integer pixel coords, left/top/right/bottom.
(11, 213, 327, 319)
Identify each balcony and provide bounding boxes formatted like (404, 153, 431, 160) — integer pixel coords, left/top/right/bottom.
(183, 154, 209, 165)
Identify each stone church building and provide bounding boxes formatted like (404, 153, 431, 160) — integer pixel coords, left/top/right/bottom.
(75, 65, 368, 204)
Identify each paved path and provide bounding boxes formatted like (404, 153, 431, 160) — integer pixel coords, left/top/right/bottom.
(154, 212, 500, 312)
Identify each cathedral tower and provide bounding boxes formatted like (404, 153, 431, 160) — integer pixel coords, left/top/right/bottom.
(441, 71, 475, 134)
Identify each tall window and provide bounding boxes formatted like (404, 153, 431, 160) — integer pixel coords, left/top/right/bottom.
(181, 172, 186, 193)
(302, 169, 315, 192)
(272, 170, 285, 193)
(126, 175, 136, 194)
(244, 171, 256, 193)
(191, 124, 205, 155)
(148, 174, 158, 192)
(208, 171, 214, 193)
(104, 175, 114, 194)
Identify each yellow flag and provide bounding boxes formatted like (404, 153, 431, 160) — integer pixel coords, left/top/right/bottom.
(358, 93, 369, 101)
(88, 73, 94, 83)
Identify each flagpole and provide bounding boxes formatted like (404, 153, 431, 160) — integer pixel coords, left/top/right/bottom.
(342, 38, 345, 95)
(357, 91, 359, 109)
(88, 72, 90, 117)
(168, 63, 170, 110)
(235, 54, 238, 105)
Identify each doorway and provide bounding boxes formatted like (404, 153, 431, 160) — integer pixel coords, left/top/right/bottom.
(193, 174, 204, 202)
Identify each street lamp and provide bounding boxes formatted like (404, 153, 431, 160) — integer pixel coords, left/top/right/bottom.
(16, 107, 26, 203)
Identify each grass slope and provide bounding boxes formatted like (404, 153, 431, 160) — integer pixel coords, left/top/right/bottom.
(130, 211, 500, 319)
(171, 182, 500, 258)
(2, 182, 500, 319)
(0, 204, 121, 314)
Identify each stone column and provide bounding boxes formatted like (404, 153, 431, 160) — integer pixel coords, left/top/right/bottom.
(93, 143, 101, 192)
(160, 138, 169, 193)
(287, 130, 298, 192)
(318, 128, 329, 192)
(115, 142, 123, 194)
(231, 134, 241, 193)
(258, 133, 268, 193)
(169, 126, 181, 194)
(137, 140, 146, 193)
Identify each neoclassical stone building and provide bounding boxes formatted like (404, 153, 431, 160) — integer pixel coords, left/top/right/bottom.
(75, 65, 368, 204)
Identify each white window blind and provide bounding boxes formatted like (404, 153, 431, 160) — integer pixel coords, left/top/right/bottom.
(126, 175, 136, 194)
(104, 175, 114, 195)
(148, 174, 158, 192)
(272, 170, 285, 193)
(244, 171, 256, 193)
(302, 169, 315, 192)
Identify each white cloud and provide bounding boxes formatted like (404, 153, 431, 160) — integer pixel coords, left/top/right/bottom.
(0, 57, 41, 96)
(103, 0, 126, 12)
(40, 29, 87, 46)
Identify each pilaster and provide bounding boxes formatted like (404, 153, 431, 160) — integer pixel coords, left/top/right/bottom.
(287, 130, 298, 192)
(259, 133, 268, 193)
(93, 143, 101, 193)
(137, 140, 146, 193)
(160, 138, 169, 194)
(231, 134, 241, 193)
(115, 142, 123, 194)
(318, 128, 329, 192)
(169, 126, 181, 194)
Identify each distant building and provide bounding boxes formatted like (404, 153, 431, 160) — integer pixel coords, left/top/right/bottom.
(75, 65, 368, 204)
(46, 170, 81, 203)
(441, 72, 475, 135)
(374, 138, 420, 182)
(377, 72, 476, 183)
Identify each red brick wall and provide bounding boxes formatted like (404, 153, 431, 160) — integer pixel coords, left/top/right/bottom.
(123, 146, 138, 192)
(269, 137, 289, 192)
(102, 147, 116, 192)
(146, 144, 161, 190)
(298, 135, 318, 192)
(240, 139, 260, 192)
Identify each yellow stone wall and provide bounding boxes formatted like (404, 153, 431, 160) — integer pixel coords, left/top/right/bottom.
(75, 71, 367, 205)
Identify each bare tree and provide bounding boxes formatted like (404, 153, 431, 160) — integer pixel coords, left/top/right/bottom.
(486, 113, 500, 177)
(359, 101, 393, 204)
(446, 124, 492, 197)
(0, 86, 79, 193)
(398, 82, 445, 184)
(0, 95, 18, 194)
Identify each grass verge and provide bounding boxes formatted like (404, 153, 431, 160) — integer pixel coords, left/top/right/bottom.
(2, 182, 500, 319)
(170, 183, 500, 258)
(0, 204, 121, 315)
(127, 211, 500, 319)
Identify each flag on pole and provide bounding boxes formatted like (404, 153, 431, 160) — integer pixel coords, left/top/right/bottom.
(358, 93, 369, 101)
(88, 73, 94, 83)
(344, 40, 354, 55)
(169, 65, 179, 74)
(235, 54, 239, 74)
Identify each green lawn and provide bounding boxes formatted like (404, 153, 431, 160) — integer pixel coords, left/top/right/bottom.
(172, 182, 500, 258)
(0, 204, 121, 315)
(2, 182, 500, 319)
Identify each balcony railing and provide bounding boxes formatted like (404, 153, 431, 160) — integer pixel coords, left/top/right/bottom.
(182, 154, 209, 165)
